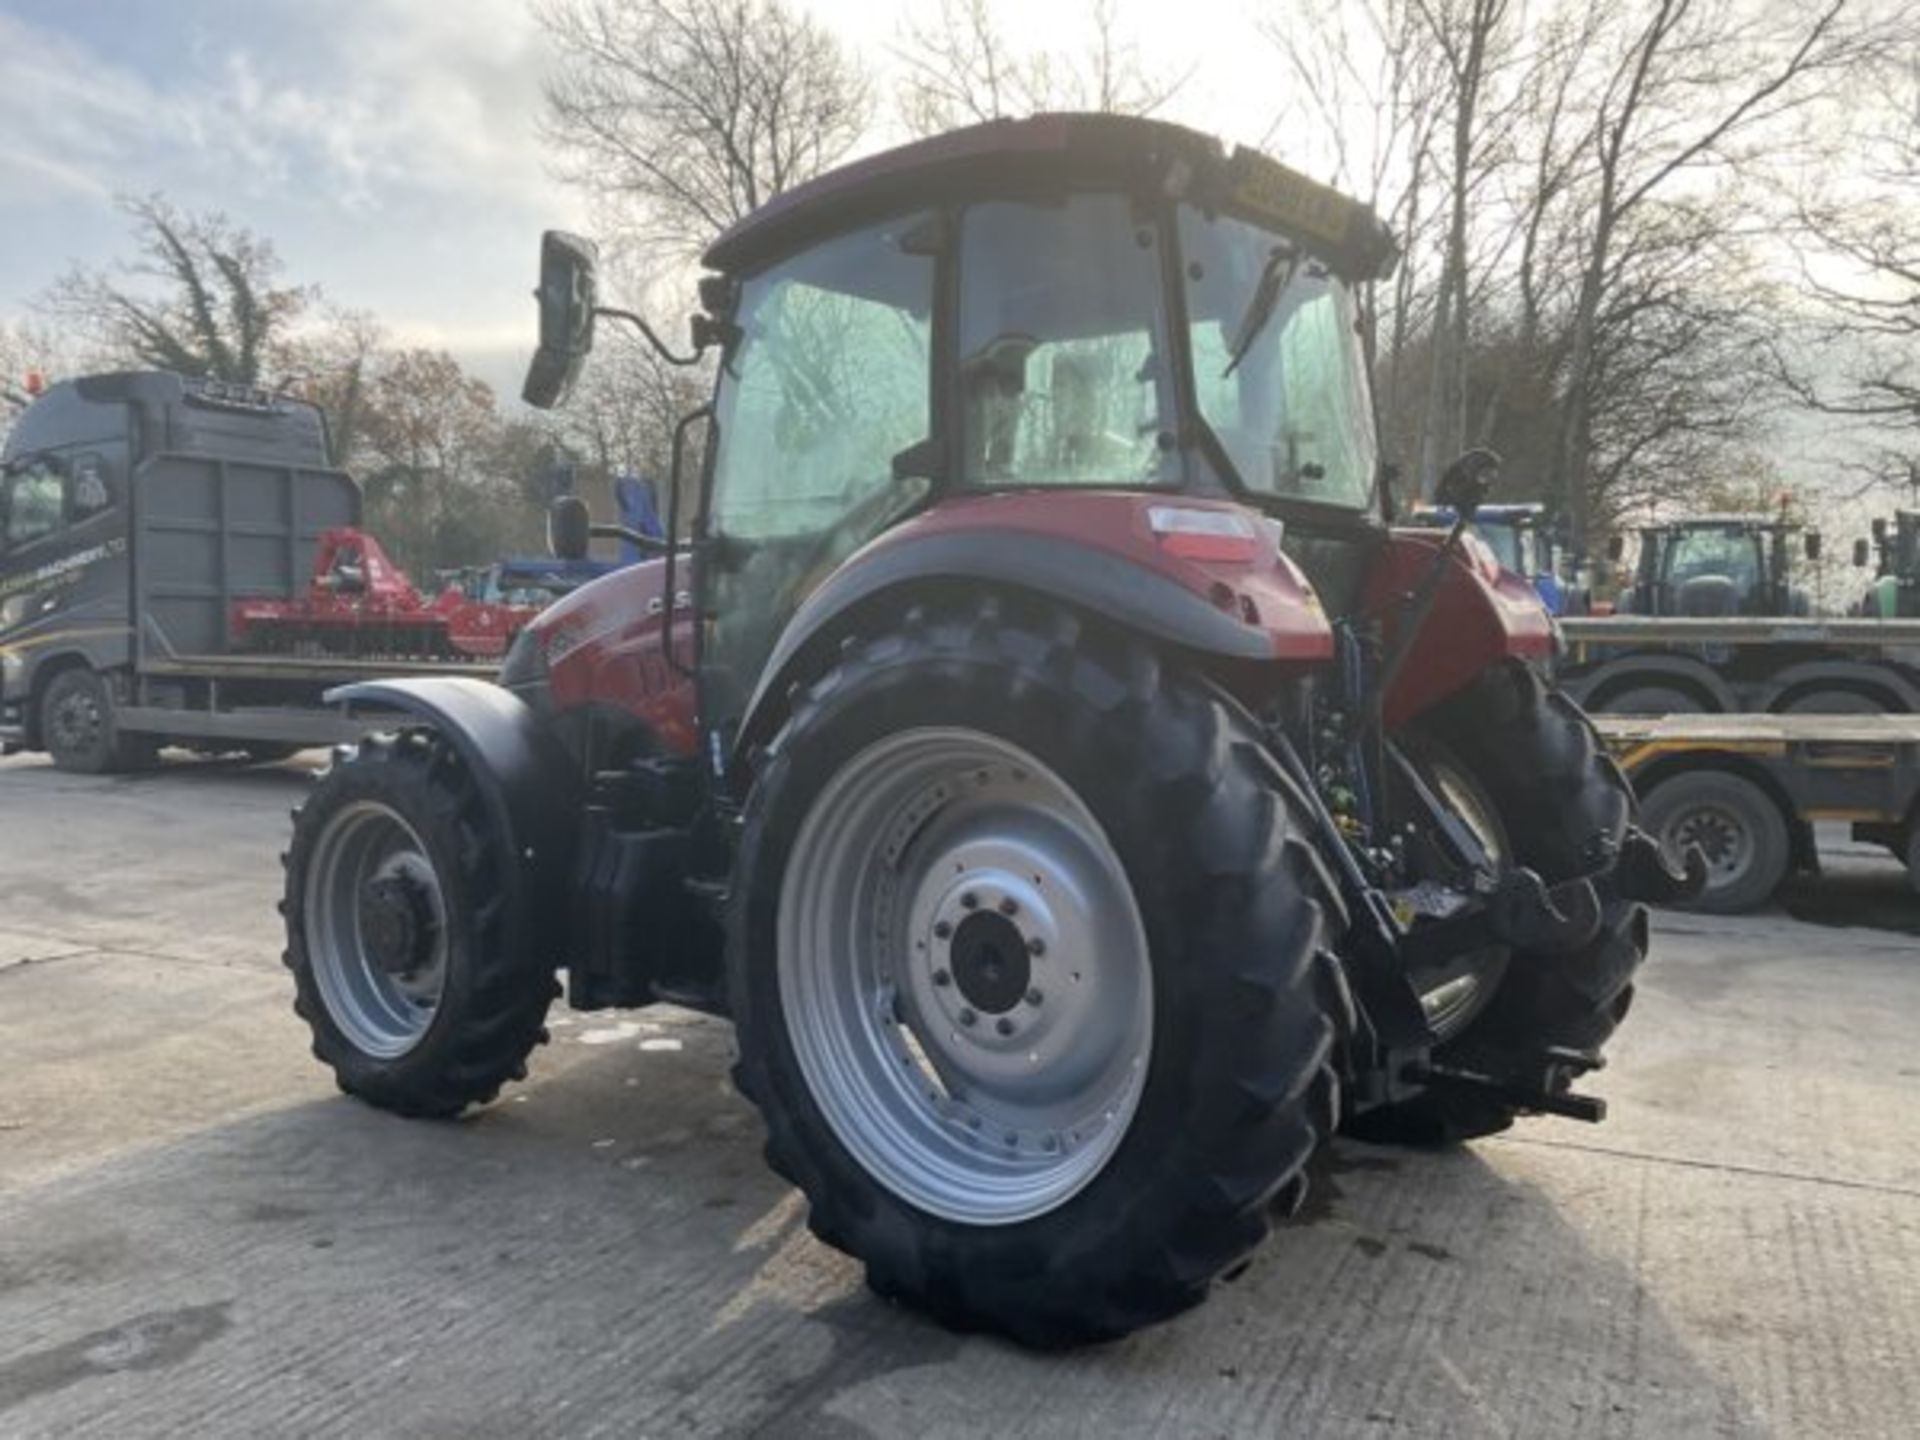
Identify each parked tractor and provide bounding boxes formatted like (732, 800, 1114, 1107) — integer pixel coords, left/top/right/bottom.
(1610, 514, 1819, 618)
(1857, 511, 1919, 619)
(281, 116, 1693, 1346)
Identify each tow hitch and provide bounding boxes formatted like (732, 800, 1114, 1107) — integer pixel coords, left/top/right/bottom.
(1412, 1045, 1610, 1123)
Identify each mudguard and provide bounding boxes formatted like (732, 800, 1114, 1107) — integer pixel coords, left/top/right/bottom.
(325, 677, 582, 921)
(1363, 531, 1559, 728)
(732, 491, 1335, 764)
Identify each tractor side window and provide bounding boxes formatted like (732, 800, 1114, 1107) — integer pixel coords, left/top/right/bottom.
(958, 195, 1174, 488)
(2, 459, 66, 550)
(710, 218, 935, 546)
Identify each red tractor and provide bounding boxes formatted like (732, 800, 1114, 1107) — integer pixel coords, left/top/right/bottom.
(281, 116, 1695, 1346)
(233, 526, 538, 660)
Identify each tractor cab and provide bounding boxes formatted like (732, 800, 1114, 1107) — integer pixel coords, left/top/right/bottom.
(1408, 501, 1583, 615)
(1614, 515, 1818, 617)
(1859, 511, 1919, 618)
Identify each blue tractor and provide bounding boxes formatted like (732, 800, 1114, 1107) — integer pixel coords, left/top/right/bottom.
(1412, 501, 1585, 616)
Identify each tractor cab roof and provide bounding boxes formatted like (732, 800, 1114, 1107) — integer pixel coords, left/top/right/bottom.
(1640, 513, 1796, 533)
(702, 112, 1398, 284)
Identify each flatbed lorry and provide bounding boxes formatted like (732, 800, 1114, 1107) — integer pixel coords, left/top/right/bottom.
(0, 371, 489, 772)
(1594, 711, 1920, 911)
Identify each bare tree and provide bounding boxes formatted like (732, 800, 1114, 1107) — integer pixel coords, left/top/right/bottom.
(39, 196, 312, 385)
(537, 0, 872, 265)
(895, 0, 1186, 136)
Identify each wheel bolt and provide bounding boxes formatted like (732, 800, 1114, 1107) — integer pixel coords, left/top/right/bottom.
(998, 896, 1019, 916)
(933, 969, 951, 987)
(1027, 936, 1046, 957)
(996, 1017, 1015, 1036)
(961, 892, 979, 910)
(1025, 987, 1043, 1006)
(959, 1008, 977, 1026)
(934, 920, 952, 940)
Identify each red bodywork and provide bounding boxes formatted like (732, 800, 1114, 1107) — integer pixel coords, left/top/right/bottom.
(531, 491, 1551, 757)
(1365, 528, 1557, 728)
(232, 527, 539, 661)
(530, 557, 701, 758)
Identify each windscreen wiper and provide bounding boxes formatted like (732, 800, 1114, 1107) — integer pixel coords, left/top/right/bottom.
(1222, 243, 1301, 377)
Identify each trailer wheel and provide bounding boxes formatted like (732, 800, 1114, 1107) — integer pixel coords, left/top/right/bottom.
(1348, 661, 1647, 1146)
(283, 732, 555, 1117)
(1642, 770, 1789, 913)
(41, 667, 156, 774)
(729, 599, 1348, 1346)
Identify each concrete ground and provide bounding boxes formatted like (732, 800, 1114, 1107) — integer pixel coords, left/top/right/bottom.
(1, 752, 1916, 1439)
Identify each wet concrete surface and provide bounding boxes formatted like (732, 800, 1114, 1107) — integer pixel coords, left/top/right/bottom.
(2, 752, 1917, 1437)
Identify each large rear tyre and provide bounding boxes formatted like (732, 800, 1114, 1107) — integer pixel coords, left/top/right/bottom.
(728, 600, 1349, 1347)
(41, 668, 157, 774)
(1349, 662, 1648, 1145)
(283, 732, 555, 1118)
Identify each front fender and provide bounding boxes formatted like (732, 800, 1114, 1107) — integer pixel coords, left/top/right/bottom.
(326, 678, 581, 922)
(1364, 532, 1558, 728)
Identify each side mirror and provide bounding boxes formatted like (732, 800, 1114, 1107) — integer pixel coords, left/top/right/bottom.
(1433, 448, 1500, 518)
(1853, 538, 1871, 568)
(1872, 517, 1888, 542)
(1606, 533, 1626, 563)
(548, 495, 590, 561)
(522, 231, 600, 411)
(1804, 531, 1823, 561)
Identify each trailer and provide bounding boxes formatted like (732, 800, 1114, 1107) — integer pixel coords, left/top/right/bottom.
(0, 371, 491, 772)
(1559, 614, 1920, 714)
(1593, 711, 1920, 911)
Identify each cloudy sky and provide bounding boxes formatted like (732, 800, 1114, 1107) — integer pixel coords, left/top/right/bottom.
(0, 0, 1270, 395)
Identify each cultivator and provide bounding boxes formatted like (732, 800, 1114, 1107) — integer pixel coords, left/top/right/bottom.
(232, 527, 536, 662)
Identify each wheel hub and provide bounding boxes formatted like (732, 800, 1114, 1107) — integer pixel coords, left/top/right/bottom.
(358, 874, 436, 977)
(949, 910, 1031, 1015)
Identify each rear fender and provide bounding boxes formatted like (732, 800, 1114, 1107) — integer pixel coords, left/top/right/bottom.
(1364, 532, 1557, 728)
(325, 678, 581, 932)
(731, 493, 1336, 773)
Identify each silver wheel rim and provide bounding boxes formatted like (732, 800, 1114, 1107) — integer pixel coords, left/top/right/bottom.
(304, 800, 449, 1059)
(1664, 804, 1752, 888)
(778, 728, 1153, 1226)
(1418, 757, 1508, 1040)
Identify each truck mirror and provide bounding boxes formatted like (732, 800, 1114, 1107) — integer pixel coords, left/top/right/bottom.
(1804, 531, 1822, 561)
(548, 495, 591, 561)
(1853, 538, 1871, 568)
(523, 231, 600, 410)
(1872, 517, 1887, 542)
(1606, 533, 1625, 563)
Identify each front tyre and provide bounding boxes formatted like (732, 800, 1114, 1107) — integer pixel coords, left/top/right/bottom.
(42, 667, 157, 774)
(729, 600, 1348, 1347)
(283, 732, 554, 1118)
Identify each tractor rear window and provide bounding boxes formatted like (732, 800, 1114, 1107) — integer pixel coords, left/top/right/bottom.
(957, 195, 1175, 489)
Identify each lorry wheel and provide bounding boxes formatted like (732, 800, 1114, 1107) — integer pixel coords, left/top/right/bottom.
(41, 667, 157, 774)
(728, 599, 1349, 1347)
(1603, 685, 1704, 715)
(1640, 770, 1789, 914)
(1348, 662, 1647, 1145)
(283, 732, 555, 1118)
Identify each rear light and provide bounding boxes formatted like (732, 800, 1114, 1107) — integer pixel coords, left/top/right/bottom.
(1147, 506, 1263, 562)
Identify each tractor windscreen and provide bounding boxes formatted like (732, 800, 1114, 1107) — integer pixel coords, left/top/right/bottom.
(1179, 206, 1378, 510)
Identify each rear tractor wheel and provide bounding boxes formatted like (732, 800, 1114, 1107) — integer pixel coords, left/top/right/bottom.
(1349, 661, 1649, 1146)
(729, 601, 1350, 1346)
(283, 733, 556, 1117)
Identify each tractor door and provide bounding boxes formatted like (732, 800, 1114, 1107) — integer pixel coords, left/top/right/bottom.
(697, 215, 939, 742)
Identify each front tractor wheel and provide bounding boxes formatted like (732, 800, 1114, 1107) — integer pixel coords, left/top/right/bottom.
(283, 733, 555, 1117)
(729, 602, 1348, 1347)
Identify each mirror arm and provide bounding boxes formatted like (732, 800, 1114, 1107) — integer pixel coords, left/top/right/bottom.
(596, 307, 708, 368)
